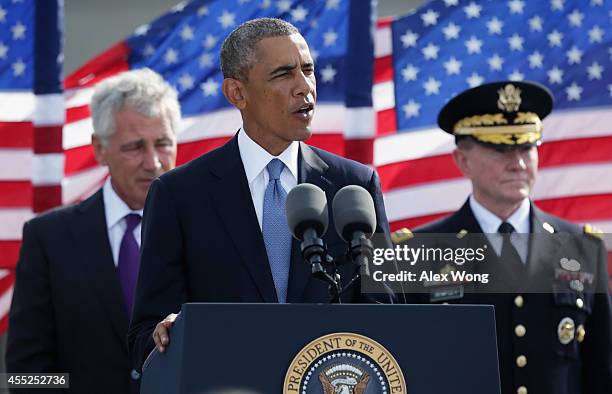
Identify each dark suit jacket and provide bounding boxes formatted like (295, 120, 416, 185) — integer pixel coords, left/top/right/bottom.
(412, 200, 612, 394)
(6, 190, 140, 394)
(129, 135, 392, 369)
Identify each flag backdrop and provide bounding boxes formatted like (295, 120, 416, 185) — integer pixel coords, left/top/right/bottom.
(372, 0, 612, 285)
(61, 0, 375, 209)
(0, 0, 63, 332)
(1, 0, 377, 331)
(0, 0, 611, 332)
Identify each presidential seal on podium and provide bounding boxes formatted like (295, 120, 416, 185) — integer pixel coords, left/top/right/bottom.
(284, 333, 406, 394)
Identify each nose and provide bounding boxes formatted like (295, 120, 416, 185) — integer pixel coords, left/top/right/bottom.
(507, 149, 527, 170)
(293, 71, 314, 98)
(142, 145, 162, 172)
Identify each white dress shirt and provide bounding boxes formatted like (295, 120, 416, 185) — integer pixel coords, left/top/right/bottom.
(469, 195, 530, 263)
(102, 177, 143, 267)
(237, 128, 299, 230)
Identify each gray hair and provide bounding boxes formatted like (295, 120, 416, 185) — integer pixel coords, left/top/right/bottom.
(220, 18, 300, 80)
(90, 68, 181, 142)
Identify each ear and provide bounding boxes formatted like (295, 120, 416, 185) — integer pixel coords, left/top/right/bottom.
(222, 78, 246, 110)
(452, 147, 470, 178)
(91, 134, 108, 166)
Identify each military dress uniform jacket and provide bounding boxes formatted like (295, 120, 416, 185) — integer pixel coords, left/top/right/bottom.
(408, 200, 612, 394)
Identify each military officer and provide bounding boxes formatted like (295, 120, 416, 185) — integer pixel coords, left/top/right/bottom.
(395, 81, 612, 394)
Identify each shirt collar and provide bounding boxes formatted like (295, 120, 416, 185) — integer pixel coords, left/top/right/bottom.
(102, 177, 143, 230)
(469, 195, 531, 234)
(237, 127, 299, 184)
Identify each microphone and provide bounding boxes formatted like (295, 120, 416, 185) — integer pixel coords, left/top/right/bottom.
(332, 185, 377, 277)
(286, 183, 330, 276)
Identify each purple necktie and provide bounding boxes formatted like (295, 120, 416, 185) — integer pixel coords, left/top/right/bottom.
(117, 213, 141, 319)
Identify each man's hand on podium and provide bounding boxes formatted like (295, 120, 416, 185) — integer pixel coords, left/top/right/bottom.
(153, 313, 178, 353)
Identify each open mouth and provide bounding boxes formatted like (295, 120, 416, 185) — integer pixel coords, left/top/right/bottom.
(293, 102, 314, 115)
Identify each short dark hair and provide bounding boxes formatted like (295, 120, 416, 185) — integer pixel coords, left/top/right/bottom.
(220, 18, 300, 80)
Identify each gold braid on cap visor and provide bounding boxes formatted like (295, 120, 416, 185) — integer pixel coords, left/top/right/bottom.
(453, 112, 542, 145)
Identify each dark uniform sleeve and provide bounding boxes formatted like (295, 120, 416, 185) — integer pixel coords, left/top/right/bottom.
(581, 237, 612, 393)
(6, 220, 63, 393)
(128, 178, 188, 371)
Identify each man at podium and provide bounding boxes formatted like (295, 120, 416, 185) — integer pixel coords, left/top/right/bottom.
(129, 18, 392, 370)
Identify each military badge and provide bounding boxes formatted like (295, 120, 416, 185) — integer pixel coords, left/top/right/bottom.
(569, 279, 584, 292)
(559, 258, 580, 272)
(430, 286, 464, 303)
(497, 84, 522, 112)
(576, 325, 586, 343)
(557, 317, 576, 345)
(542, 222, 555, 234)
(284, 333, 406, 394)
(391, 228, 413, 245)
(456, 229, 468, 239)
(554, 269, 594, 290)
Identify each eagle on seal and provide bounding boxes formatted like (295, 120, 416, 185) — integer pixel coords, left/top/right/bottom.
(319, 370, 370, 394)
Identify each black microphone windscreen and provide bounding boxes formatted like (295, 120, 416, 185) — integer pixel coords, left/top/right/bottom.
(332, 185, 376, 241)
(285, 183, 329, 240)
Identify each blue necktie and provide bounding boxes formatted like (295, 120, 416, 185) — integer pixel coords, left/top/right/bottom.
(117, 213, 141, 318)
(262, 159, 292, 303)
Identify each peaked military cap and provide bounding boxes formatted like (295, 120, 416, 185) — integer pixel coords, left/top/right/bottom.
(438, 81, 554, 149)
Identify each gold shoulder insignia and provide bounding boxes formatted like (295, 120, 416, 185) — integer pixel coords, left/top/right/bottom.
(391, 228, 413, 245)
(583, 224, 604, 240)
(457, 229, 468, 239)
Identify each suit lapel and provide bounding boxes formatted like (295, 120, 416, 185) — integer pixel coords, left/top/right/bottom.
(452, 202, 499, 291)
(286, 143, 332, 302)
(527, 203, 562, 286)
(454, 201, 486, 234)
(71, 190, 129, 345)
(453, 202, 497, 262)
(209, 135, 278, 302)
(458, 201, 524, 291)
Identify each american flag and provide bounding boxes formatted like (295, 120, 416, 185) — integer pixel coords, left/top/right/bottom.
(372, 0, 612, 284)
(1, 0, 376, 331)
(62, 0, 375, 198)
(0, 0, 63, 332)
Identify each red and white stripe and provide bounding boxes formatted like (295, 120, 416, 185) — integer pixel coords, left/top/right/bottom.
(2, 18, 610, 301)
(372, 20, 612, 282)
(0, 89, 64, 329)
(0, 90, 63, 265)
(61, 41, 377, 209)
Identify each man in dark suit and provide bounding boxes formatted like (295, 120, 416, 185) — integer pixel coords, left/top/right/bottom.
(128, 18, 392, 369)
(394, 81, 611, 393)
(6, 68, 180, 393)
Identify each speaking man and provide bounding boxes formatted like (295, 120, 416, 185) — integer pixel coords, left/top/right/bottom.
(6, 68, 180, 393)
(128, 18, 392, 369)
